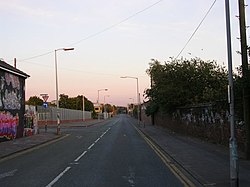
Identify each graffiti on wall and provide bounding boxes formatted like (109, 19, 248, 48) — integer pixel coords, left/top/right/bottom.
(24, 105, 38, 136)
(0, 72, 21, 110)
(172, 106, 230, 126)
(0, 71, 22, 140)
(0, 111, 19, 140)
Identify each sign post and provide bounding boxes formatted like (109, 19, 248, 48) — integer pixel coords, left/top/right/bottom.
(40, 94, 49, 132)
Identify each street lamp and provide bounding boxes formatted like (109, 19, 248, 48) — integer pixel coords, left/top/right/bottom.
(224, 1, 239, 186)
(129, 97, 135, 116)
(55, 47, 74, 135)
(104, 95, 110, 119)
(96, 89, 108, 120)
(97, 88, 108, 104)
(82, 93, 85, 122)
(121, 76, 140, 125)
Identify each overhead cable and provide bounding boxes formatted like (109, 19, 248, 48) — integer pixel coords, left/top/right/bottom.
(20, 0, 164, 62)
(175, 0, 217, 60)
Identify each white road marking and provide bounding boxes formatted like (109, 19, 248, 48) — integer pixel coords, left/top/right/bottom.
(88, 143, 95, 150)
(46, 167, 71, 187)
(0, 169, 18, 179)
(45, 124, 115, 186)
(70, 162, 79, 165)
(95, 137, 100, 143)
(74, 151, 87, 162)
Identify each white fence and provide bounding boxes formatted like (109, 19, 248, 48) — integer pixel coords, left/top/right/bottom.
(35, 106, 92, 122)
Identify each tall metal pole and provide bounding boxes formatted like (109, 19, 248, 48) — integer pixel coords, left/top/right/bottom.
(238, 0, 250, 160)
(54, 48, 74, 135)
(129, 98, 135, 116)
(82, 94, 85, 121)
(55, 49, 60, 135)
(136, 78, 140, 125)
(225, 1, 239, 186)
(104, 95, 109, 119)
(121, 76, 140, 125)
(97, 89, 108, 120)
(97, 89, 108, 104)
(97, 90, 100, 104)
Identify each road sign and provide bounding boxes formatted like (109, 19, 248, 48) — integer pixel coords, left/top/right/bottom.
(40, 94, 49, 102)
(43, 102, 48, 108)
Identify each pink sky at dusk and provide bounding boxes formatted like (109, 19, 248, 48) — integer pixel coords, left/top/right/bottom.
(1, 0, 249, 106)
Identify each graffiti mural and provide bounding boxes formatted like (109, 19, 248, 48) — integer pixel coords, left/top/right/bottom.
(0, 111, 19, 140)
(1, 72, 21, 110)
(0, 72, 21, 110)
(24, 105, 38, 136)
(0, 71, 24, 140)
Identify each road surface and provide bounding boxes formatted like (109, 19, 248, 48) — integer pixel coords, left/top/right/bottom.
(0, 114, 185, 187)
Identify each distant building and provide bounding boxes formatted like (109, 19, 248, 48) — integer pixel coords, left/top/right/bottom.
(94, 103, 102, 113)
(0, 60, 29, 141)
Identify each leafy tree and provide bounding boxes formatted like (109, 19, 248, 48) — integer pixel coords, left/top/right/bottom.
(145, 58, 229, 113)
(104, 104, 113, 113)
(26, 96, 43, 106)
(84, 96, 95, 112)
(59, 94, 95, 112)
(59, 94, 70, 108)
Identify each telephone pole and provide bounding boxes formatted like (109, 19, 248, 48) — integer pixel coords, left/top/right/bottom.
(238, 0, 250, 160)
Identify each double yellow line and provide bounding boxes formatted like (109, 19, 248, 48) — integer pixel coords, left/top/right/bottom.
(133, 125, 196, 187)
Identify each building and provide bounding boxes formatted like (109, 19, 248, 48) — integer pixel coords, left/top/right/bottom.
(94, 103, 102, 114)
(0, 60, 29, 141)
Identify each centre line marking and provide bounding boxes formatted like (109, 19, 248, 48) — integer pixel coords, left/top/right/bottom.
(74, 151, 87, 162)
(95, 138, 100, 143)
(88, 143, 95, 150)
(46, 166, 71, 187)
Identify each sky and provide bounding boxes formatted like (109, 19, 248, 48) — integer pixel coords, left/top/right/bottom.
(1, 0, 249, 106)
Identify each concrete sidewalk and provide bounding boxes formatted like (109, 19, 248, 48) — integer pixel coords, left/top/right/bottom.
(137, 122, 250, 187)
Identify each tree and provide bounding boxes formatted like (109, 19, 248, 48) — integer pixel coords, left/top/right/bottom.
(145, 58, 229, 113)
(84, 96, 95, 112)
(104, 104, 113, 113)
(26, 96, 43, 106)
(59, 94, 95, 112)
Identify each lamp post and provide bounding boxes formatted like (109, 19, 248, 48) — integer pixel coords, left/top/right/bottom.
(104, 95, 110, 119)
(224, 1, 239, 186)
(55, 47, 74, 135)
(97, 89, 108, 104)
(82, 94, 85, 122)
(121, 76, 140, 125)
(129, 97, 135, 116)
(97, 89, 108, 120)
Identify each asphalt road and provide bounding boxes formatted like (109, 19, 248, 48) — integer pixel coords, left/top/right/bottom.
(0, 114, 184, 187)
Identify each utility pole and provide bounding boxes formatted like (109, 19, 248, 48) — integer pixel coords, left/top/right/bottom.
(238, 0, 250, 160)
(225, 1, 239, 186)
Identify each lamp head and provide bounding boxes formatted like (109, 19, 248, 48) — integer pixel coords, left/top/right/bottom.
(63, 48, 74, 51)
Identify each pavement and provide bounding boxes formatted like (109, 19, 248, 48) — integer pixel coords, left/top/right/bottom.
(136, 121, 250, 187)
(1, 117, 250, 186)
